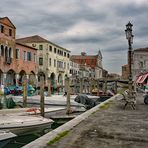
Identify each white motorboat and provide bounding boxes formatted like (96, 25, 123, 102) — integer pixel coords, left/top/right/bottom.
(0, 114, 54, 136)
(12, 95, 86, 107)
(0, 130, 16, 148)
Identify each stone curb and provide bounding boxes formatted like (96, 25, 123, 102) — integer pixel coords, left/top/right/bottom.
(23, 94, 122, 148)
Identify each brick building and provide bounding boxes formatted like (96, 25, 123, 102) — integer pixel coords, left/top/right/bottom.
(0, 17, 38, 86)
(70, 51, 103, 79)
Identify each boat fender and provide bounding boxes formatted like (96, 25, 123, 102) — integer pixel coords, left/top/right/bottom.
(26, 108, 40, 114)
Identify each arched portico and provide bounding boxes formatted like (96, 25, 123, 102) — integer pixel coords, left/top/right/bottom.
(29, 71, 36, 86)
(58, 73, 63, 92)
(18, 70, 26, 85)
(6, 69, 16, 86)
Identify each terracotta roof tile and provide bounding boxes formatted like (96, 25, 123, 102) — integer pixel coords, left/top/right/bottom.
(16, 35, 70, 52)
(0, 17, 16, 29)
(16, 35, 49, 43)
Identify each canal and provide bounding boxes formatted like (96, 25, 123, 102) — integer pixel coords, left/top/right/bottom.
(3, 122, 65, 148)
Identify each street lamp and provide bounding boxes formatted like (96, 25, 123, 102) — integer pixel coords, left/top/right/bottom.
(125, 21, 134, 96)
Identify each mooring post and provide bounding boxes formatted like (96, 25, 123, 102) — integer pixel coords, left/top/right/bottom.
(40, 76, 45, 117)
(97, 80, 100, 94)
(114, 80, 117, 94)
(104, 79, 107, 94)
(48, 77, 51, 96)
(65, 77, 71, 114)
(80, 78, 83, 94)
(23, 75, 27, 107)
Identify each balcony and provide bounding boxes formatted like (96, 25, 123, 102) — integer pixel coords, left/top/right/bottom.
(57, 67, 65, 73)
(5, 57, 12, 64)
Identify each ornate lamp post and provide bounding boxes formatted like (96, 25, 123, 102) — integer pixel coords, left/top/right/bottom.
(125, 22, 134, 95)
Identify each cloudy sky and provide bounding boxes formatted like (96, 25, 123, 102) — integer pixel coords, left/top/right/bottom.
(1, 0, 148, 74)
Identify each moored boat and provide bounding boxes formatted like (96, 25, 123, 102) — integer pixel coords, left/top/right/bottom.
(0, 115, 54, 136)
(0, 130, 16, 148)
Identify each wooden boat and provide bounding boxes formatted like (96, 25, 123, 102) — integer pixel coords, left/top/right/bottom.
(0, 130, 16, 148)
(0, 114, 54, 136)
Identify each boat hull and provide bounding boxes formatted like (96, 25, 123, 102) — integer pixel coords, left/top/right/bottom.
(0, 115, 54, 136)
(0, 130, 16, 148)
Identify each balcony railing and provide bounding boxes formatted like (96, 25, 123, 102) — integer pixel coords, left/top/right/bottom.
(57, 67, 65, 73)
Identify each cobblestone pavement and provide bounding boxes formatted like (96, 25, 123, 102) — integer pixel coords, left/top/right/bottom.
(47, 93, 148, 148)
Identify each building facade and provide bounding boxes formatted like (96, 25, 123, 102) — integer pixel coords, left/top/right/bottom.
(16, 35, 70, 88)
(132, 48, 148, 80)
(70, 51, 103, 79)
(0, 17, 38, 86)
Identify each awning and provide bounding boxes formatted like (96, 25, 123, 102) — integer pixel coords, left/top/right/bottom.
(137, 73, 148, 84)
(136, 75, 143, 84)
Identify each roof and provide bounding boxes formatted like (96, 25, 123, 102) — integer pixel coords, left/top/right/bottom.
(16, 42, 37, 50)
(70, 55, 97, 60)
(122, 64, 128, 67)
(134, 47, 148, 52)
(16, 35, 49, 43)
(0, 17, 16, 29)
(16, 35, 70, 52)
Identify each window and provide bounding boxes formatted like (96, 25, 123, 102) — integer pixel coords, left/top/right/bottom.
(49, 46, 52, 52)
(67, 53, 69, 58)
(27, 52, 31, 61)
(57, 61, 63, 68)
(23, 51, 27, 61)
(49, 58, 51, 66)
(54, 48, 56, 53)
(39, 57, 43, 65)
(39, 45, 43, 50)
(0, 45, 4, 56)
(9, 29, 12, 36)
(54, 59, 56, 67)
(64, 52, 66, 57)
(16, 49, 20, 59)
(57, 49, 60, 54)
(67, 63, 69, 70)
(0, 25, 4, 33)
(139, 61, 143, 68)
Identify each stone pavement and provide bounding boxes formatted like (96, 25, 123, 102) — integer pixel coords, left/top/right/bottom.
(24, 93, 148, 148)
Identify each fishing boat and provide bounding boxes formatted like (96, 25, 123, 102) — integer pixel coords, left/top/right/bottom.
(0, 114, 54, 136)
(0, 130, 16, 148)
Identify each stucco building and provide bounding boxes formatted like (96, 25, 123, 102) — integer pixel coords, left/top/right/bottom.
(16, 35, 70, 88)
(132, 47, 148, 80)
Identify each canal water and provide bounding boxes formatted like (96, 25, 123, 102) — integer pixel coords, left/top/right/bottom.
(4, 122, 64, 148)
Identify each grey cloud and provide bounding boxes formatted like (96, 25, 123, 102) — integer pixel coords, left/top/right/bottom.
(0, 0, 148, 74)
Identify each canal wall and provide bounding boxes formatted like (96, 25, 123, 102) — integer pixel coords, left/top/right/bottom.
(23, 94, 123, 148)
